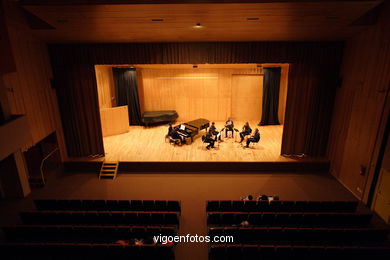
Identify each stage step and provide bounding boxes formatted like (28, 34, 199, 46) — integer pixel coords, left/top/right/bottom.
(99, 161, 119, 180)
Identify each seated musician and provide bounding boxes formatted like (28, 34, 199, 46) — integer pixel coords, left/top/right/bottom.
(167, 124, 173, 136)
(169, 127, 184, 145)
(239, 122, 252, 143)
(224, 117, 234, 137)
(209, 122, 221, 141)
(204, 130, 216, 150)
(245, 128, 260, 148)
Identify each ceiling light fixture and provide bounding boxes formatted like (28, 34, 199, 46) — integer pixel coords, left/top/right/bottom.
(193, 23, 203, 29)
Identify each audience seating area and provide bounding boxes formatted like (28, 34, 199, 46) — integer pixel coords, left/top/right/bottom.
(206, 200, 358, 212)
(3, 225, 176, 243)
(207, 212, 372, 227)
(209, 227, 388, 245)
(35, 199, 181, 212)
(1, 199, 181, 260)
(20, 211, 179, 226)
(207, 200, 390, 259)
(0, 243, 174, 260)
(209, 244, 390, 260)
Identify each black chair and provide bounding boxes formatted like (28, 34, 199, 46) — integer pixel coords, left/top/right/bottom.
(257, 200, 270, 212)
(130, 200, 142, 211)
(165, 213, 179, 226)
(69, 200, 83, 211)
(306, 201, 321, 212)
(242, 245, 258, 260)
(244, 200, 257, 212)
(270, 200, 282, 211)
(207, 201, 220, 212)
(221, 213, 235, 225)
(151, 213, 164, 224)
(232, 201, 244, 212)
(143, 200, 155, 211)
(117, 200, 131, 211)
(220, 201, 232, 212)
(281, 201, 295, 212)
(295, 201, 307, 212)
(155, 200, 167, 211)
(94, 200, 107, 211)
(167, 201, 180, 212)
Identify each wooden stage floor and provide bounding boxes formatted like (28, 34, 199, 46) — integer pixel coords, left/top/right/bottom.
(103, 121, 294, 162)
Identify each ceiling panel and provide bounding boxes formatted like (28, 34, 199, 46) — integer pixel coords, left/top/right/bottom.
(21, 1, 382, 42)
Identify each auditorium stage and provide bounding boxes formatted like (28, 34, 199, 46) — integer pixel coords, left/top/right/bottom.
(103, 122, 286, 162)
(65, 122, 329, 173)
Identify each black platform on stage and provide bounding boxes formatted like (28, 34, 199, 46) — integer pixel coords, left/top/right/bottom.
(142, 110, 178, 126)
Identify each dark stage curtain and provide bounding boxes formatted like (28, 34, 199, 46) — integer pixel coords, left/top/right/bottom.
(260, 67, 281, 126)
(53, 65, 104, 158)
(49, 42, 343, 157)
(112, 67, 142, 125)
(281, 63, 340, 156)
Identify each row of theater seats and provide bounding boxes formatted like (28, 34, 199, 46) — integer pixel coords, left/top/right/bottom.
(207, 200, 390, 259)
(20, 211, 180, 226)
(0, 199, 181, 260)
(0, 243, 174, 260)
(208, 226, 389, 245)
(3, 225, 176, 243)
(209, 244, 390, 260)
(206, 200, 358, 212)
(207, 212, 372, 227)
(35, 199, 181, 212)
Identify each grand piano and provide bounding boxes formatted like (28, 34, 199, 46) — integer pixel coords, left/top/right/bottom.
(175, 118, 210, 143)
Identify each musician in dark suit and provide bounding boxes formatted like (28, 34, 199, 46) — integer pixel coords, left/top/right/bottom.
(239, 122, 252, 143)
(209, 122, 221, 141)
(204, 130, 216, 150)
(224, 117, 234, 137)
(169, 127, 184, 145)
(167, 124, 173, 136)
(245, 128, 260, 148)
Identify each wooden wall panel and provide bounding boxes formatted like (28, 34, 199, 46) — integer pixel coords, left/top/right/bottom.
(100, 106, 129, 137)
(95, 65, 116, 109)
(327, 2, 390, 200)
(1, 1, 67, 159)
(139, 67, 263, 122)
(231, 75, 263, 121)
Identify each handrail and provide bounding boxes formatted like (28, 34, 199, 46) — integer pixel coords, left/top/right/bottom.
(39, 147, 59, 185)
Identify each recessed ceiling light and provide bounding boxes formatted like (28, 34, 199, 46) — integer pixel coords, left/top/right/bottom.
(151, 18, 164, 22)
(193, 23, 203, 29)
(247, 18, 260, 21)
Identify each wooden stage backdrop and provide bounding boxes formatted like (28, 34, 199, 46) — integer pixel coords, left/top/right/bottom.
(140, 67, 263, 122)
(95, 64, 288, 123)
